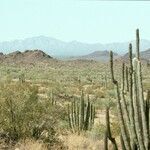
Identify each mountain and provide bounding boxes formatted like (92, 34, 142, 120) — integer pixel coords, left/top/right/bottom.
(68, 50, 119, 62)
(0, 36, 150, 56)
(118, 49, 150, 62)
(0, 49, 53, 64)
(141, 49, 150, 60)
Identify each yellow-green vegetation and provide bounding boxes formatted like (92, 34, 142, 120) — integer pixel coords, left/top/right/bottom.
(0, 30, 149, 149)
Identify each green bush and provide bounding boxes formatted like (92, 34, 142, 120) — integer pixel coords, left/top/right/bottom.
(0, 81, 65, 145)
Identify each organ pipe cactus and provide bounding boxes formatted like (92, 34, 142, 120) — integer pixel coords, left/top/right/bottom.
(67, 92, 95, 133)
(109, 29, 150, 150)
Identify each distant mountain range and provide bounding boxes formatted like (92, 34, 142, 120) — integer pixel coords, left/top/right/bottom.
(0, 49, 149, 65)
(68, 49, 150, 62)
(0, 36, 150, 56)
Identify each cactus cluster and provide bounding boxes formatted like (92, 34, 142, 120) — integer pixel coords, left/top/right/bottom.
(67, 91, 95, 133)
(109, 29, 150, 150)
(101, 74, 108, 88)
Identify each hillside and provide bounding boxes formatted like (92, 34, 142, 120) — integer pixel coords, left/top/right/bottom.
(117, 49, 150, 63)
(68, 50, 119, 62)
(141, 49, 150, 60)
(0, 49, 53, 64)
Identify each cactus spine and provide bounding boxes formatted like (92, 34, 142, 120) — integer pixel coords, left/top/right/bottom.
(109, 29, 150, 150)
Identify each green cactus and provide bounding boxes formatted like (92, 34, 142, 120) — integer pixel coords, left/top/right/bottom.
(104, 107, 118, 150)
(80, 91, 85, 131)
(109, 29, 150, 150)
(104, 130, 108, 150)
(84, 96, 90, 130)
(49, 90, 55, 105)
(67, 92, 95, 133)
(125, 66, 129, 92)
(136, 28, 140, 60)
(110, 50, 131, 150)
(145, 90, 150, 137)
(67, 104, 72, 129)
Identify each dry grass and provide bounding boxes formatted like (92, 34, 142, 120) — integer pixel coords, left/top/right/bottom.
(63, 134, 104, 150)
(63, 134, 122, 150)
(14, 139, 48, 150)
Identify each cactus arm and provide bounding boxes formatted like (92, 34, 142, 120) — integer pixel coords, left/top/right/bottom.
(132, 58, 146, 150)
(145, 90, 150, 140)
(84, 96, 90, 130)
(110, 51, 131, 150)
(136, 29, 140, 60)
(105, 107, 118, 150)
(80, 91, 85, 130)
(137, 61, 149, 149)
(128, 44, 139, 148)
(104, 130, 108, 150)
(67, 104, 73, 132)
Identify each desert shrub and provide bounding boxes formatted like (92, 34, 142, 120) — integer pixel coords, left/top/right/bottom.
(15, 139, 48, 150)
(111, 120, 120, 137)
(87, 123, 105, 140)
(95, 89, 105, 98)
(94, 97, 117, 114)
(0, 81, 65, 146)
(0, 81, 39, 140)
(85, 86, 94, 95)
(63, 134, 103, 150)
(107, 89, 116, 98)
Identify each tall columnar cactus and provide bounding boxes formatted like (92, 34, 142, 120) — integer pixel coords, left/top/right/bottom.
(109, 29, 150, 150)
(104, 107, 118, 150)
(67, 92, 95, 133)
(125, 66, 129, 92)
(146, 90, 150, 137)
(136, 29, 140, 60)
(84, 96, 90, 130)
(49, 90, 55, 105)
(80, 91, 85, 130)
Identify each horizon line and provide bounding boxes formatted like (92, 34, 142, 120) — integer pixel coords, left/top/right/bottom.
(0, 35, 150, 45)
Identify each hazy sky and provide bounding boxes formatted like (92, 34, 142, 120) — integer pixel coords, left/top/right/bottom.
(0, 0, 150, 43)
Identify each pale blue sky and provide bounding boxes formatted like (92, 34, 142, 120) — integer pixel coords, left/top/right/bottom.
(0, 0, 150, 43)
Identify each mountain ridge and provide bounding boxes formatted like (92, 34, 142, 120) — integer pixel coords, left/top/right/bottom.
(67, 50, 119, 62)
(0, 49, 53, 64)
(116, 49, 150, 63)
(0, 49, 149, 65)
(66, 49, 150, 62)
(0, 36, 150, 56)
